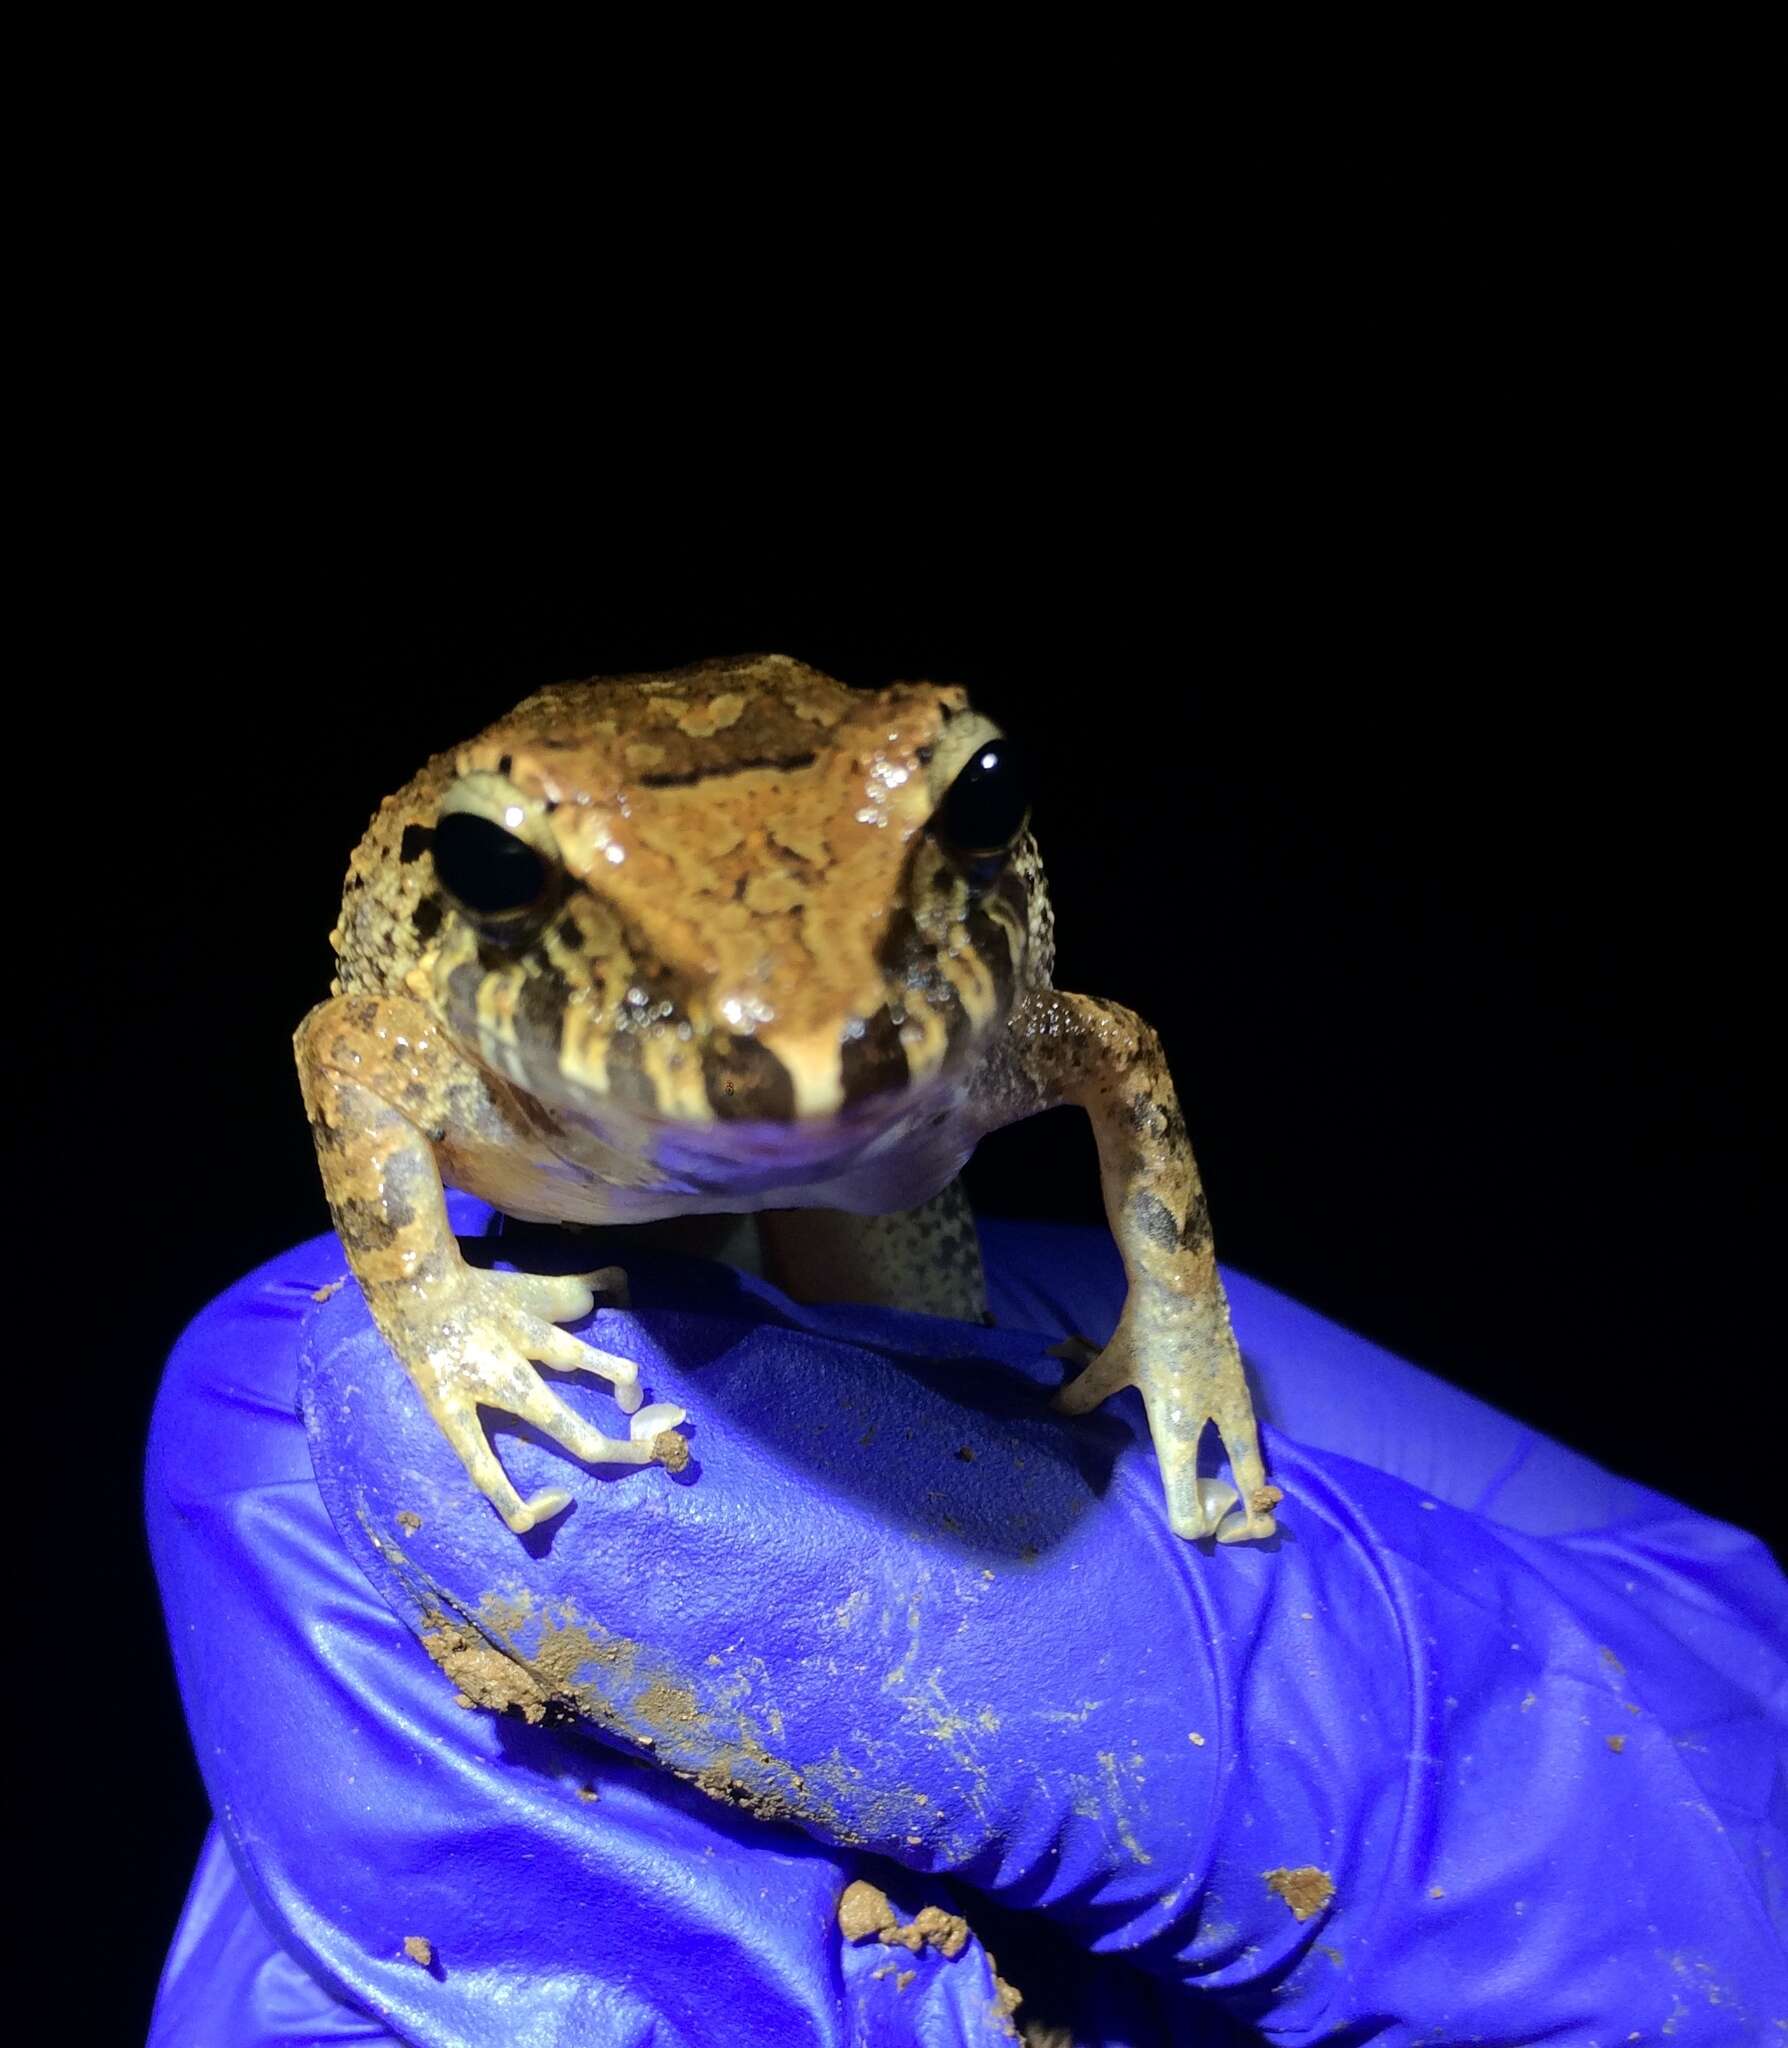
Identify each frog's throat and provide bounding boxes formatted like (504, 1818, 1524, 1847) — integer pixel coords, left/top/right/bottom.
(476, 1057, 980, 1209)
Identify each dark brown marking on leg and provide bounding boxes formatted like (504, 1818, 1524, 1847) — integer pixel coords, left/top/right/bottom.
(1131, 1190, 1182, 1254)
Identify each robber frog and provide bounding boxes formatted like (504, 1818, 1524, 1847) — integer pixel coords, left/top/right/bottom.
(296, 656, 1279, 1542)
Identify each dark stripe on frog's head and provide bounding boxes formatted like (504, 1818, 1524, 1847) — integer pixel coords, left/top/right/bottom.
(927, 971, 973, 1059)
(600, 1020, 675, 1115)
(634, 750, 819, 789)
(516, 957, 574, 1047)
(704, 1033, 797, 1121)
(877, 908, 975, 1060)
(908, 968, 974, 1065)
(445, 957, 485, 1023)
(839, 1005, 910, 1107)
(963, 899, 1018, 1011)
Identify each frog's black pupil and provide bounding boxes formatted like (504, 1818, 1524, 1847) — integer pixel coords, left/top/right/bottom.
(938, 739, 1029, 858)
(433, 811, 547, 917)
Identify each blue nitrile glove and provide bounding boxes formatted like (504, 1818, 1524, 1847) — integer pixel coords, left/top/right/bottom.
(148, 1199, 1787, 2046)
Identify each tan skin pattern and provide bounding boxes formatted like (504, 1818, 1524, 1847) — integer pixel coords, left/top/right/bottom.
(295, 656, 1278, 1541)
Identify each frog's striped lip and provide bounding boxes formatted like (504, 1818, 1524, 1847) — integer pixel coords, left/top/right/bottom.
(498, 967, 1000, 1127)
(562, 1013, 981, 1141)
(705, 1010, 936, 1124)
(452, 974, 996, 1139)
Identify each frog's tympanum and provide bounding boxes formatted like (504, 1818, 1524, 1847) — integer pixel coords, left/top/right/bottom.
(296, 657, 1279, 1543)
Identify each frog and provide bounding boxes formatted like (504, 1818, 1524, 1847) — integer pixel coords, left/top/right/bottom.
(295, 654, 1280, 1544)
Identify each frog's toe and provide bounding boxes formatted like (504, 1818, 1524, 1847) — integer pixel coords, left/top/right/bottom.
(437, 1401, 573, 1533)
(498, 1272, 596, 1321)
(501, 1370, 662, 1475)
(491, 1264, 628, 1325)
(1215, 1502, 1279, 1543)
(572, 1264, 629, 1309)
(509, 1488, 573, 1534)
(1047, 1333, 1099, 1370)
(1050, 1340, 1135, 1415)
(1176, 1477, 1240, 1541)
(518, 1317, 643, 1412)
(1213, 1437, 1282, 1543)
(628, 1401, 686, 1440)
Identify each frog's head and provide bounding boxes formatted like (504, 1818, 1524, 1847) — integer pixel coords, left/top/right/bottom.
(409, 657, 1042, 1180)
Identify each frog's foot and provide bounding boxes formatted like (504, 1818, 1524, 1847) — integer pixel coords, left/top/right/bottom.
(1052, 1294, 1279, 1543)
(400, 1265, 686, 1535)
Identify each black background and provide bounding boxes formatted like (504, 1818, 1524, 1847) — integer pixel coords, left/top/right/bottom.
(68, 267, 1773, 2029)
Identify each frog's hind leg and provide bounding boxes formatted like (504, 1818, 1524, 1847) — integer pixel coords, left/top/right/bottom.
(758, 1181, 989, 1321)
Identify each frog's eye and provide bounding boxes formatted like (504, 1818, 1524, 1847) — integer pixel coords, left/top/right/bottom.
(433, 811, 549, 921)
(934, 737, 1030, 865)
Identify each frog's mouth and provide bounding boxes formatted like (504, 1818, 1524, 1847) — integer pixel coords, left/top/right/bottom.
(550, 1039, 982, 1202)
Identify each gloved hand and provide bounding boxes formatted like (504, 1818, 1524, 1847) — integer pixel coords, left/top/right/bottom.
(148, 1198, 1787, 2046)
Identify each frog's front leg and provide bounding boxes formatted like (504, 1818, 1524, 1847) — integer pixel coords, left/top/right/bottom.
(294, 995, 687, 1534)
(977, 990, 1280, 1542)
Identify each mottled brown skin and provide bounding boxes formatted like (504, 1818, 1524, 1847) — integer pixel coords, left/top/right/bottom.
(296, 655, 1276, 1541)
